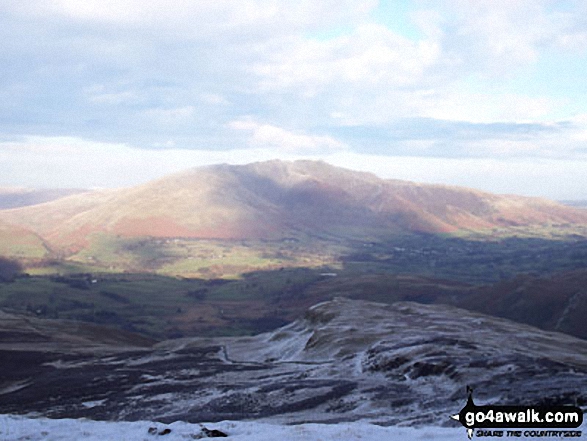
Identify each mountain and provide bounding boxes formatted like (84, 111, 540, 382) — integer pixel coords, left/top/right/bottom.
(0, 188, 89, 209)
(1, 298, 585, 425)
(561, 200, 587, 209)
(1, 160, 586, 255)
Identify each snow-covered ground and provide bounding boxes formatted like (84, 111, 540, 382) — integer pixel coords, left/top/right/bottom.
(2, 300, 585, 438)
(0, 415, 584, 441)
(0, 415, 459, 440)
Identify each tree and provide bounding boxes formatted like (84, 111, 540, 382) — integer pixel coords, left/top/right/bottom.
(0, 256, 22, 282)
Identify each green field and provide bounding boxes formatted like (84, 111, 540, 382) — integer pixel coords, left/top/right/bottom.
(2, 231, 587, 340)
(42, 235, 341, 278)
(0, 267, 328, 338)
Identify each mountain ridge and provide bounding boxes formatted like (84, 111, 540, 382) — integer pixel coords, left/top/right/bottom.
(0, 160, 586, 255)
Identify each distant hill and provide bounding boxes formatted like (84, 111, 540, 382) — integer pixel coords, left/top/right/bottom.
(560, 200, 587, 209)
(0, 188, 89, 210)
(0, 160, 586, 255)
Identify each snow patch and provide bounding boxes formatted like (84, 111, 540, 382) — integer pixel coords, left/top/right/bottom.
(0, 415, 461, 441)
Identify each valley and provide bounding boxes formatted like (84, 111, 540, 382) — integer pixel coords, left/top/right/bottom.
(0, 160, 586, 429)
(1, 233, 587, 340)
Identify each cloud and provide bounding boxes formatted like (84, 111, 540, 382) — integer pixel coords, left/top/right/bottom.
(229, 119, 346, 152)
(434, 0, 582, 74)
(252, 23, 441, 94)
(200, 94, 230, 106)
(142, 106, 197, 126)
(324, 152, 587, 200)
(0, 0, 586, 198)
(0, 135, 329, 188)
(1, 135, 585, 200)
(244, 5, 583, 125)
(2, 0, 377, 39)
(422, 90, 559, 123)
(2, 0, 584, 136)
(448, 1, 549, 65)
(86, 87, 141, 105)
(325, 116, 587, 162)
(0, 136, 235, 188)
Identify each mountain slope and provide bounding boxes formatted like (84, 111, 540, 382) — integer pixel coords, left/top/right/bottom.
(1, 299, 585, 425)
(461, 269, 587, 339)
(0, 219, 47, 259)
(1, 160, 586, 254)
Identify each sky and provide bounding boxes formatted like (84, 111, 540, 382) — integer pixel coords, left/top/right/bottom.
(1, 0, 587, 199)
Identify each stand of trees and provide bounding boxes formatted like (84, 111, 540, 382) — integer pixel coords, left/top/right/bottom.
(0, 257, 22, 282)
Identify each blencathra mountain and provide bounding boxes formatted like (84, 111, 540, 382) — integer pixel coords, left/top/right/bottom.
(1, 160, 586, 257)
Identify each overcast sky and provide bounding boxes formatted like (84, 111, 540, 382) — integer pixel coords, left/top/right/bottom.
(1, 0, 587, 199)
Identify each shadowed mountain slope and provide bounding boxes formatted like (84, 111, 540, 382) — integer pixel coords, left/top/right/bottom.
(0, 309, 155, 352)
(461, 269, 587, 339)
(1, 160, 586, 254)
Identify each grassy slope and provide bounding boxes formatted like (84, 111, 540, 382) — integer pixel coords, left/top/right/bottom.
(0, 220, 48, 259)
(0, 268, 326, 338)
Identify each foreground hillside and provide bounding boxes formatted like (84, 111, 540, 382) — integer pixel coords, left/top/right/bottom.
(1, 299, 585, 426)
(1, 160, 586, 262)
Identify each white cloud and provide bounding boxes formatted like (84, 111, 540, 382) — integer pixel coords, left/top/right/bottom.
(200, 94, 230, 106)
(411, 9, 445, 41)
(0, 136, 123, 155)
(0, 135, 317, 188)
(252, 23, 441, 94)
(438, 0, 556, 71)
(87, 90, 140, 105)
(324, 152, 587, 199)
(431, 0, 587, 78)
(556, 31, 587, 52)
(3, 0, 377, 40)
(423, 90, 558, 123)
(0, 136, 226, 188)
(244, 4, 582, 126)
(1, 0, 587, 199)
(142, 106, 197, 126)
(229, 119, 346, 152)
(394, 117, 587, 160)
